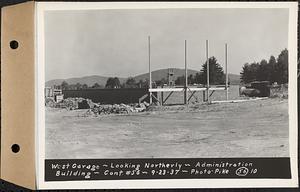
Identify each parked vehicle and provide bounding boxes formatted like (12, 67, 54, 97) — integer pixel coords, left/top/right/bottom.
(240, 81, 270, 97)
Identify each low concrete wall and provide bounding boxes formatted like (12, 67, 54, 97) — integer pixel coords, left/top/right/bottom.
(63, 88, 155, 104)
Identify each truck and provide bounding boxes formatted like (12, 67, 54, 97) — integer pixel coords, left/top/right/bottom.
(240, 81, 270, 97)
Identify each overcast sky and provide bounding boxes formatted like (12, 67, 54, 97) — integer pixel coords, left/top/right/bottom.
(45, 8, 288, 81)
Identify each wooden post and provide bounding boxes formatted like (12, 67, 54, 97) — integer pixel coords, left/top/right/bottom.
(206, 40, 210, 103)
(148, 36, 152, 104)
(184, 40, 188, 105)
(225, 43, 229, 100)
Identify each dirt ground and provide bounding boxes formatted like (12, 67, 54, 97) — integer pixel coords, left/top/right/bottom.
(46, 98, 289, 159)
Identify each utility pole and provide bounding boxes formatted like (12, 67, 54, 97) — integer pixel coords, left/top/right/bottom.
(206, 40, 210, 103)
(148, 36, 152, 104)
(225, 43, 229, 100)
(184, 40, 188, 105)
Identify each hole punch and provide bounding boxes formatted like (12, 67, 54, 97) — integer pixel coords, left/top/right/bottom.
(11, 144, 20, 153)
(9, 40, 19, 49)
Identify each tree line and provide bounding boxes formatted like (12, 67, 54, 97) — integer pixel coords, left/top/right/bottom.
(56, 49, 288, 90)
(57, 77, 149, 90)
(240, 49, 288, 84)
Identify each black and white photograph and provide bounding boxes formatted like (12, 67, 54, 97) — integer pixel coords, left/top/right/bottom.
(36, 2, 298, 189)
(44, 5, 290, 158)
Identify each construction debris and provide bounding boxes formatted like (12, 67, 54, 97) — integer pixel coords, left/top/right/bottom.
(53, 97, 95, 110)
(46, 97, 149, 115)
(45, 97, 56, 108)
(270, 84, 288, 99)
(85, 102, 149, 116)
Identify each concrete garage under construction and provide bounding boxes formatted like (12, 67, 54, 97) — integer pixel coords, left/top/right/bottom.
(63, 88, 155, 104)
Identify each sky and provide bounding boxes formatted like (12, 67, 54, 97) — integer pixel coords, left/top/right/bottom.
(45, 8, 289, 81)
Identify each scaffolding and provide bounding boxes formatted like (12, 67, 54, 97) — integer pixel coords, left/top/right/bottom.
(147, 36, 229, 105)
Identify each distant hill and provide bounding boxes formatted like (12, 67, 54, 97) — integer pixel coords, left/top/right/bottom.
(133, 68, 241, 85)
(45, 69, 241, 87)
(45, 75, 126, 87)
(133, 68, 199, 82)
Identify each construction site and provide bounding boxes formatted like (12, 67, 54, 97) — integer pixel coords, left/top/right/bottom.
(45, 38, 289, 159)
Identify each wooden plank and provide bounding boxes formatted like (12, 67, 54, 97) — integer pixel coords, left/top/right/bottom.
(163, 91, 174, 104)
(150, 87, 227, 92)
(188, 91, 197, 102)
(149, 88, 184, 92)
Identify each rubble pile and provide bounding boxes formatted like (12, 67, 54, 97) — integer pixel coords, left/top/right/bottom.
(45, 97, 56, 107)
(270, 84, 288, 99)
(85, 102, 149, 116)
(45, 97, 150, 115)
